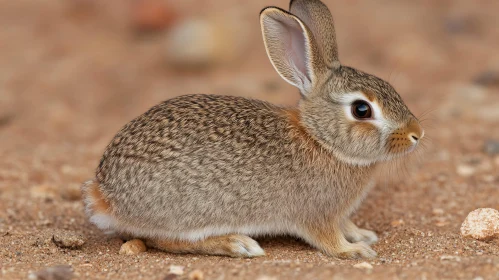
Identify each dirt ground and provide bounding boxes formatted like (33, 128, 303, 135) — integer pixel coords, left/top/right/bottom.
(1, 0, 499, 279)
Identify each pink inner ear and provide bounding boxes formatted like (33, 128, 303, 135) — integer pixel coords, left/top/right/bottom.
(277, 19, 309, 84)
(287, 24, 308, 81)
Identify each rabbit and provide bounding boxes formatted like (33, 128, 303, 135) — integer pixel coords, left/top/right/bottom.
(82, 0, 424, 259)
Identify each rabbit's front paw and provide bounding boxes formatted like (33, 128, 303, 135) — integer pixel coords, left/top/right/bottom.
(335, 241, 377, 259)
(342, 219, 378, 245)
(356, 228, 378, 245)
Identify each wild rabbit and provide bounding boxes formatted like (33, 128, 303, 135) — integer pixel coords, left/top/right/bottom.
(82, 0, 424, 259)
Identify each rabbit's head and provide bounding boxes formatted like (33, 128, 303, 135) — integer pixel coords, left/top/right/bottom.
(260, 0, 424, 166)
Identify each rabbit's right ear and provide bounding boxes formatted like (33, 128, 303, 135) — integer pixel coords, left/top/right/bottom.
(289, 0, 340, 68)
(260, 7, 326, 96)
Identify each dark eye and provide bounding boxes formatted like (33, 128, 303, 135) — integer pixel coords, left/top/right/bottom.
(351, 100, 372, 119)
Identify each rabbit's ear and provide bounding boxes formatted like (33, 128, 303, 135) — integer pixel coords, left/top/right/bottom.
(260, 7, 326, 96)
(289, 0, 339, 68)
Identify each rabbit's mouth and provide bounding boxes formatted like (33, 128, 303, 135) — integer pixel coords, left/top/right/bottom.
(385, 119, 424, 157)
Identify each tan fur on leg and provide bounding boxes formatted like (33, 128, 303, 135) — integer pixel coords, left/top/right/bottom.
(145, 234, 265, 258)
(302, 221, 377, 259)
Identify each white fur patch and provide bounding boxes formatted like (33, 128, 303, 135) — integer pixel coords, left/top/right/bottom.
(105, 220, 303, 243)
(89, 213, 117, 230)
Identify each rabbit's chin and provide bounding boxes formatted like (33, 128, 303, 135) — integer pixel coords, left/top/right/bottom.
(381, 145, 420, 162)
(332, 150, 379, 167)
(333, 144, 419, 166)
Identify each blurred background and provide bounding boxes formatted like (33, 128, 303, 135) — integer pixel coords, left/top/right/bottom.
(2, 0, 498, 191)
(1, 0, 499, 278)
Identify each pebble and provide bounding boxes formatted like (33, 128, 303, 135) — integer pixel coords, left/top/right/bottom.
(119, 239, 147, 255)
(188, 270, 204, 280)
(353, 262, 373, 270)
(166, 19, 218, 68)
(61, 184, 82, 201)
(484, 140, 499, 155)
(440, 255, 461, 262)
(391, 219, 405, 227)
(456, 164, 475, 177)
(52, 230, 85, 249)
(169, 265, 185, 275)
(28, 265, 73, 280)
(131, 0, 176, 32)
(165, 12, 249, 70)
(432, 208, 444, 215)
(461, 208, 499, 241)
(30, 185, 58, 200)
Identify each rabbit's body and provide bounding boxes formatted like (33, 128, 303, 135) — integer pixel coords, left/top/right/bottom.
(83, 0, 424, 259)
(85, 94, 374, 240)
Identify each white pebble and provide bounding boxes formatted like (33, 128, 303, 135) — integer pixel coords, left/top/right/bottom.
(461, 208, 499, 241)
(169, 265, 185, 275)
(353, 261, 373, 270)
(456, 164, 475, 177)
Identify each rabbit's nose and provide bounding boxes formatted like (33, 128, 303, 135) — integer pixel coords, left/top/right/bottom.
(407, 119, 423, 143)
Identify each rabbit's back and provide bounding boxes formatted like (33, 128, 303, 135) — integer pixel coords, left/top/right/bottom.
(94, 94, 313, 237)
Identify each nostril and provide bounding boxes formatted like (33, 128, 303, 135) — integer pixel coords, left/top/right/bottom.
(408, 133, 419, 143)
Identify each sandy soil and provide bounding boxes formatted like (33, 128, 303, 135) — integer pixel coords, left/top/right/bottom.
(1, 0, 499, 279)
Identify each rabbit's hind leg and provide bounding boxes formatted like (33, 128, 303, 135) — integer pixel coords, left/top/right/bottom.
(145, 234, 265, 258)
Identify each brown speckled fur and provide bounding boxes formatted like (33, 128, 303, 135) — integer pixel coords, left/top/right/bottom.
(82, 0, 423, 259)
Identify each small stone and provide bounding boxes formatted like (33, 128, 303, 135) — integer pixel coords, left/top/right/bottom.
(435, 219, 449, 227)
(52, 230, 85, 249)
(432, 208, 444, 215)
(482, 175, 496, 183)
(353, 262, 373, 270)
(169, 265, 184, 275)
(440, 255, 461, 262)
(484, 140, 499, 155)
(131, 0, 176, 32)
(461, 208, 499, 241)
(31, 185, 58, 200)
(188, 270, 204, 280)
(0, 113, 13, 127)
(473, 71, 499, 87)
(391, 219, 404, 227)
(165, 11, 249, 70)
(166, 19, 218, 69)
(456, 164, 475, 177)
(436, 174, 447, 183)
(28, 265, 73, 280)
(119, 239, 147, 255)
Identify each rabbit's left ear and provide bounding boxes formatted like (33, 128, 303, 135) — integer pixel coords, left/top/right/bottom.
(260, 7, 327, 96)
(289, 0, 340, 68)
